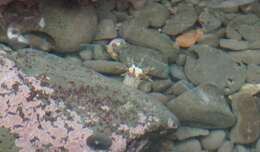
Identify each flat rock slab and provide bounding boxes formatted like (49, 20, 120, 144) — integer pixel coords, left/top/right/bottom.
(8, 49, 179, 151)
(170, 139, 202, 152)
(163, 3, 197, 36)
(229, 84, 260, 144)
(83, 60, 127, 75)
(207, 0, 256, 8)
(175, 127, 209, 140)
(130, 2, 169, 27)
(119, 19, 179, 63)
(184, 45, 246, 95)
(167, 83, 235, 129)
(229, 50, 260, 65)
(219, 39, 249, 51)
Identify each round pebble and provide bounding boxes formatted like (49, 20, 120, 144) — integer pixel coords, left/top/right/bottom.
(86, 133, 112, 150)
(201, 130, 226, 151)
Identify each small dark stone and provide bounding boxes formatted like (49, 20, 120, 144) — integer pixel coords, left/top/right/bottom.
(86, 133, 112, 150)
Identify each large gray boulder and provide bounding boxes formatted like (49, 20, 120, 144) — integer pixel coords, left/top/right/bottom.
(8, 49, 179, 151)
(167, 83, 236, 128)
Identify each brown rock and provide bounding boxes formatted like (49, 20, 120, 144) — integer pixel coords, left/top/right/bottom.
(229, 84, 260, 144)
(94, 19, 117, 40)
(176, 29, 204, 48)
(151, 79, 172, 93)
(40, 0, 97, 52)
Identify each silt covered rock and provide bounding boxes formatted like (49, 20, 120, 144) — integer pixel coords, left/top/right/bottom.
(40, 0, 97, 52)
(167, 83, 236, 128)
(163, 3, 197, 36)
(184, 45, 246, 95)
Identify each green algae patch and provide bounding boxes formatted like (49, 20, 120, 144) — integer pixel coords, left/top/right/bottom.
(0, 128, 19, 152)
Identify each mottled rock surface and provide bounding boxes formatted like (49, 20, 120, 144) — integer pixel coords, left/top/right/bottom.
(229, 84, 260, 144)
(8, 49, 179, 151)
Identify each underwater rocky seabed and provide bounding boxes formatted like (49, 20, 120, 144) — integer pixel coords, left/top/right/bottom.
(0, 0, 260, 151)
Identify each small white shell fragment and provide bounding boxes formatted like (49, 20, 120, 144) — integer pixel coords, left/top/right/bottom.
(38, 17, 46, 28)
(108, 38, 126, 47)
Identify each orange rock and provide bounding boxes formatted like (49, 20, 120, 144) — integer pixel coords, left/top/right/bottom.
(176, 29, 204, 48)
